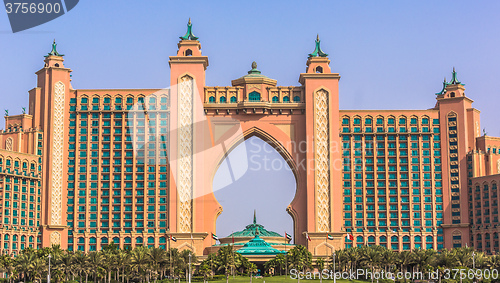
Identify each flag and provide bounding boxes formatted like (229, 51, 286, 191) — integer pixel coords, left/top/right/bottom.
(327, 234, 334, 240)
(285, 232, 292, 241)
(212, 233, 219, 241)
(170, 236, 177, 242)
(346, 233, 354, 241)
(306, 233, 311, 241)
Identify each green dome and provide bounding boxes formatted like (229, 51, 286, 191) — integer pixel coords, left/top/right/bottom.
(227, 211, 282, 238)
(236, 234, 285, 256)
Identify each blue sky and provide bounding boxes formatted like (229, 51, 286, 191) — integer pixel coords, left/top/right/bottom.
(1, 1, 500, 238)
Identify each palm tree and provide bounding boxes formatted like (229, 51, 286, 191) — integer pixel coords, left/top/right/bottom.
(215, 246, 235, 283)
(288, 245, 312, 282)
(198, 262, 211, 283)
(275, 253, 286, 275)
(86, 251, 104, 283)
(247, 262, 258, 283)
(148, 247, 166, 282)
(315, 258, 325, 283)
(115, 250, 130, 283)
(130, 246, 151, 283)
(359, 246, 383, 283)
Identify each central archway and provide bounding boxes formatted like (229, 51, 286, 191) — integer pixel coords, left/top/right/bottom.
(213, 136, 296, 240)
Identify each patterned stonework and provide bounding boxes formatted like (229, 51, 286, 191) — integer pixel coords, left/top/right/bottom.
(5, 137, 13, 151)
(178, 75, 194, 232)
(50, 82, 65, 225)
(476, 121, 480, 137)
(314, 89, 331, 232)
(497, 160, 500, 174)
(50, 231, 61, 245)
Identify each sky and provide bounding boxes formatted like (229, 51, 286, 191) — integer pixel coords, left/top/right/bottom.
(1, 1, 500, 238)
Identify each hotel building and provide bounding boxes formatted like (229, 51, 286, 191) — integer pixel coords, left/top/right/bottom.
(0, 22, 499, 256)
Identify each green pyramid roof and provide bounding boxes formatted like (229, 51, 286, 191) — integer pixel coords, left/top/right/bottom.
(228, 211, 282, 238)
(235, 234, 285, 256)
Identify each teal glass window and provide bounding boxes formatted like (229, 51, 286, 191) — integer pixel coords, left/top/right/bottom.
(248, 91, 261, 102)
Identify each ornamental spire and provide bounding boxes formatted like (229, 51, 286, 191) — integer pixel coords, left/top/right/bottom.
(449, 67, 462, 85)
(308, 34, 328, 58)
(253, 210, 256, 224)
(436, 77, 448, 95)
(45, 39, 64, 57)
(180, 18, 199, 41)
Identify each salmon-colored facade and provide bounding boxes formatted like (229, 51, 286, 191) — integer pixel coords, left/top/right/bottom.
(0, 22, 499, 256)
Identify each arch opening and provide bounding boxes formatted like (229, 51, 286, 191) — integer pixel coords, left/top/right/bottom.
(213, 136, 296, 243)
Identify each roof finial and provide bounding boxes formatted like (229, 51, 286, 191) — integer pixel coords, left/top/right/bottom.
(308, 34, 328, 58)
(247, 61, 261, 75)
(253, 210, 256, 224)
(45, 39, 64, 57)
(436, 76, 449, 95)
(449, 67, 462, 85)
(180, 18, 199, 41)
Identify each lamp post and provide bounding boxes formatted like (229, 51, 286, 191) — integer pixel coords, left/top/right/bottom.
(332, 251, 336, 283)
(47, 254, 51, 283)
(188, 253, 192, 283)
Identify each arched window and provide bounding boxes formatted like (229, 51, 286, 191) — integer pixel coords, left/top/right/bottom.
(380, 236, 387, 242)
(136, 237, 143, 244)
(368, 236, 375, 243)
(21, 235, 26, 242)
(356, 236, 363, 243)
(391, 236, 398, 242)
(113, 237, 120, 244)
(293, 96, 300, 102)
(101, 237, 108, 244)
(124, 237, 132, 244)
(272, 96, 279, 103)
(248, 91, 261, 102)
(159, 237, 166, 243)
(415, 236, 422, 242)
(283, 96, 290, 103)
(148, 237, 155, 244)
(316, 66, 323, 73)
(29, 236, 34, 243)
(78, 237, 85, 244)
(185, 49, 193, 56)
(12, 235, 17, 241)
(81, 97, 88, 104)
(89, 237, 97, 244)
(208, 96, 215, 103)
(426, 236, 433, 242)
(403, 236, 410, 242)
(230, 96, 237, 103)
(4, 235, 9, 241)
(220, 96, 227, 103)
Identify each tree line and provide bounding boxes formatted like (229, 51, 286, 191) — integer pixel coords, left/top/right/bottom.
(1, 244, 500, 283)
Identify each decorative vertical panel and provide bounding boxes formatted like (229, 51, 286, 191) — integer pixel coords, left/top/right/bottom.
(497, 160, 500, 174)
(50, 231, 61, 245)
(50, 81, 65, 226)
(5, 138, 13, 151)
(178, 75, 194, 232)
(314, 89, 330, 232)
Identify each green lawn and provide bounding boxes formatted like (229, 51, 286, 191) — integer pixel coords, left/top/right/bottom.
(171, 275, 367, 283)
